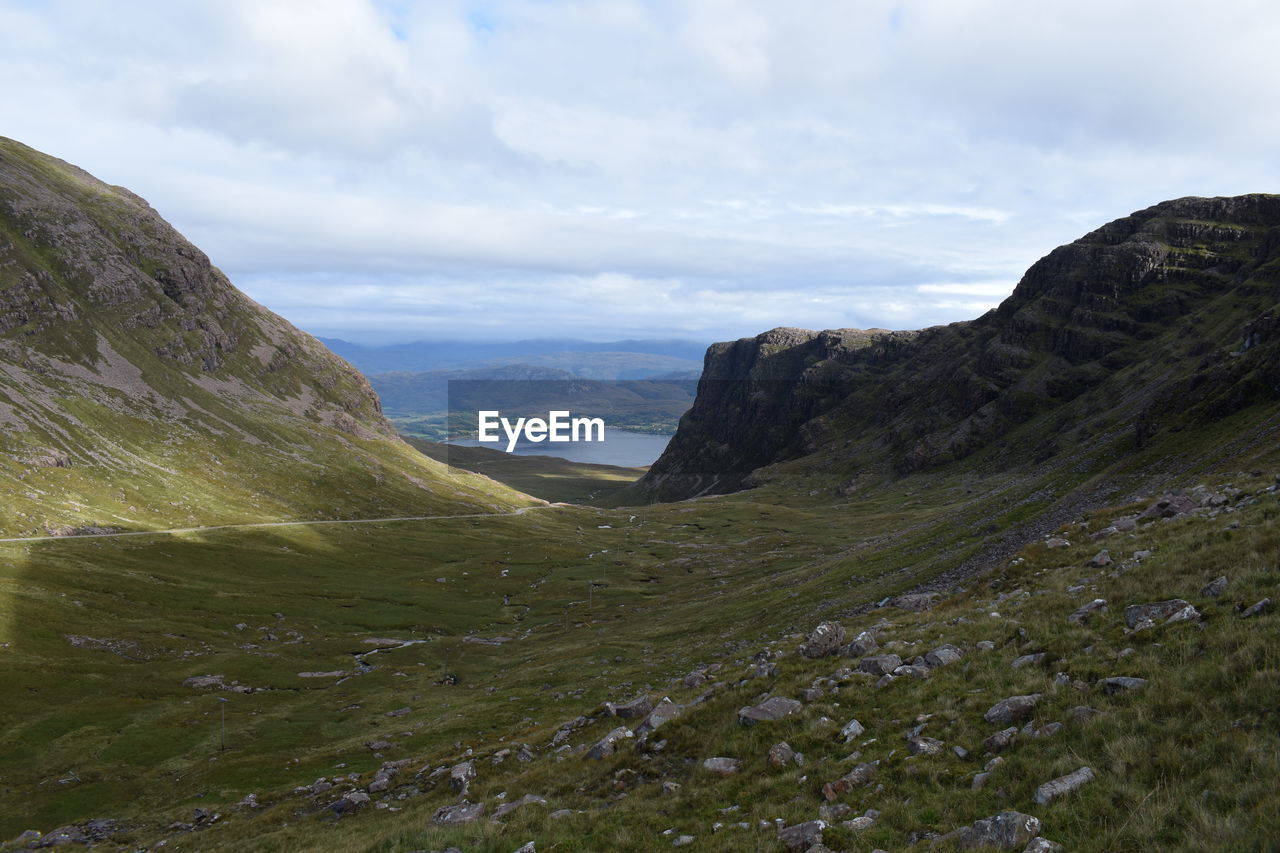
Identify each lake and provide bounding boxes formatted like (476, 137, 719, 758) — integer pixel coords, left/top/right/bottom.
(449, 429, 672, 467)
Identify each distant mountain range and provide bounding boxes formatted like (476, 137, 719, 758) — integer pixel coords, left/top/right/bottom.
(318, 336, 708, 379)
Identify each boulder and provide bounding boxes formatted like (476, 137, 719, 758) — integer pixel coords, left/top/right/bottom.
(450, 760, 476, 794)
(821, 763, 876, 800)
(908, 735, 945, 756)
(586, 726, 632, 760)
(1241, 598, 1273, 619)
(1123, 599, 1193, 629)
(1201, 576, 1229, 597)
(492, 794, 548, 821)
(1068, 598, 1107, 623)
(768, 741, 799, 767)
(738, 695, 802, 726)
(801, 622, 846, 658)
(634, 698, 681, 736)
(1097, 676, 1147, 694)
(924, 643, 963, 667)
(983, 694, 1041, 725)
(605, 694, 654, 719)
(839, 718, 865, 742)
(431, 800, 485, 825)
(1139, 493, 1197, 520)
(1033, 766, 1095, 804)
(934, 811, 1042, 850)
(858, 654, 902, 676)
(702, 756, 741, 775)
(843, 630, 879, 657)
(1086, 550, 1113, 568)
(1023, 839, 1063, 852)
(983, 727, 1017, 753)
(778, 819, 826, 853)
(1011, 653, 1046, 669)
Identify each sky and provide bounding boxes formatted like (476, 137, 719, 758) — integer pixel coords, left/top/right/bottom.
(2, 0, 1279, 345)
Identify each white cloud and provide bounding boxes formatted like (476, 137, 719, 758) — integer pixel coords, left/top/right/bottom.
(2, 0, 1279, 343)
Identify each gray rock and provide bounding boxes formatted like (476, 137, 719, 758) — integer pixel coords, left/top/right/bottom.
(31, 825, 87, 847)
(858, 654, 902, 676)
(738, 695, 802, 726)
(1124, 599, 1194, 629)
(983, 727, 1018, 753)
(908, 735, 945, 756)
(431, 800, 485, 825)
(893, 592, 939, 612)
(513, 843, 537, 853)
(635, 698, 681, 736)
(1068, 598, 1108, 623)
(702, 756, 741, 774)
(1097, 676, 1147, 694)
(938, 811, 1042, 849)
(1241, 598, 1273, 619)
(1139, 493, 1197, 520)
(768, 741, 798, 766)
(1023, 838, 1063, 852)
(839, 718, 865, 741)
(983, 694, 1041, 725)
(386, 706, 411, 717)
(843, 815, 876, 831)
(1201, 576, 1229, 597)
(976, 640, 996, 651)
(492, 794, 548, 821)
(778, 819, 825, 852)
(843, 630, 879, 658)
(682, 670, 707, 688)
(586, 726, 632, 760)
(1011, 653, 1046, 669)
(821, 763, 876, 800)
(605, 694, 654, 719)
(924, 643, 963, 667)
(1044, 537, 1070, 549)
(671, 835, 695, 847)
(1086, 549, 1113, 568)
(1034, 766, 1096, 804)
(450, 760, 476, 794)
(818, 803, 852, 821)
(801, 621, 846, 658)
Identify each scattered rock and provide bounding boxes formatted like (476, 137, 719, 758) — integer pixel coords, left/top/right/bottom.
(801, 622, 846, 658)
(635, 698, 681, 737)
(908, 735, 945, 756)
(768, 741, 799, 767)
(924, 643, 963, 667)
(778, 819, 826, 852)
(702, 757, 741, 775)
(605, 694, 654, 719)
(1139, 493, 1197, 520)
(893, 593, 939, 612)
(1201, 576, 1229, 598)
(1044, 537, 1070, 549)
(1124, 599, 1194, 630)
(933, 811, 1042, 850)
(858, 654, 902, 676)
(839, 718, 865, 741)
(1241, 598, 1273, 619)
(431, 801, 485, 826)
(821, 763, 876, 800)
(1011, 653, 1046, 669)
(492, 794, 548, 821)
(671, 835, 695, 847)
(450, 760, 476, 794)
(738, 695, 802, 726)
(386, 707, 411, 717)
(1023, 838, 1063, 852)
(983, 727, 1018, 753)
(1086, 550, 1113, 568)
(1034, 766, 1096, 804)
(983, 694, 1041, 725)
(1068, 599, 1108, 623)
(976, 640, 996, 651)
(843, 630, 879, 658)
(1097, 676, 1147, 694)
(586, 726, 633, 760)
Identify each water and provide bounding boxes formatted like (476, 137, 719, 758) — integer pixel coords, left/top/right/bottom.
(449, 429, 671, 467)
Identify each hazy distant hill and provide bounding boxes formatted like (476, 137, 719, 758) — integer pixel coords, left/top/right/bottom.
(319, 336, 707, 379)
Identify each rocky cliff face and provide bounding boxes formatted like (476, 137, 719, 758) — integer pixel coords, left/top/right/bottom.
(638, 195, 1280, 501)
(0, 137, 522, 534)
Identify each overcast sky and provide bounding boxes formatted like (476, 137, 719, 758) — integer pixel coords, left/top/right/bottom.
(3, 1, 1279, 344)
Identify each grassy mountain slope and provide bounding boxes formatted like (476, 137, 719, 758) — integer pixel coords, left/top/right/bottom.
(0, 138, 530, 536)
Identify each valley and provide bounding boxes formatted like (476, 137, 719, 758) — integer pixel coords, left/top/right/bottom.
(0, 136, 1277, 852)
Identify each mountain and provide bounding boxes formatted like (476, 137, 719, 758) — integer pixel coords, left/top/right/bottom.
(0, 137, 528, 536)
(319, 337, 708, 378)
(637, 195, 1280, 502)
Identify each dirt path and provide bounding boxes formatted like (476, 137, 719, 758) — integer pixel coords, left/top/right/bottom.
(0, 504, 558, 545)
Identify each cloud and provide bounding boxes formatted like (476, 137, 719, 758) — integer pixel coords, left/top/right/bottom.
(2, 0, 1279, 343)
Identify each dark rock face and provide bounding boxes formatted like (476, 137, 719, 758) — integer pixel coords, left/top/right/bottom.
(634, 194, 1280, 502)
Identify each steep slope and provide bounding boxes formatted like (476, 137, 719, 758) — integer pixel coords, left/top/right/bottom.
(0, 138, 529, 536)
(637, 195, 1280, 502)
